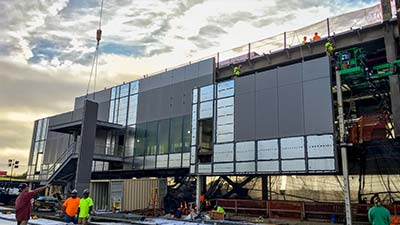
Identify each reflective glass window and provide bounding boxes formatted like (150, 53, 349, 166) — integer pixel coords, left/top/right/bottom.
(134, 123, 146, 156)
(146, 121, 158, 155)
(109, 100, 115, 123)
(125, 126, 135, 157)
(130, 81, 139, 95)
(120, 83, 129, 97)
(217, 80, 234, 98)
(192, 88, 198, 104)
(170, 117, 183, 153)
(158, 119, 169, 155)
(183, 115, 191, 152)
(117, 97, 128, 125)
(199, 101, 213, 119)
(127, 95, 138, 125)
(111, 87, 117, 99)
(200, 85, 214, 102)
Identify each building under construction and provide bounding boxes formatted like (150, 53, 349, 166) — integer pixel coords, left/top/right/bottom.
(26, 2, 400, 223)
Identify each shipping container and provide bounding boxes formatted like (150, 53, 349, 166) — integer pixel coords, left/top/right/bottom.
(122, 178, 167, 211)
(90, 178, 167, 211)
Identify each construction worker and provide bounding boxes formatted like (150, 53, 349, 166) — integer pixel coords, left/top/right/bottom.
(78, 189, 94, 225)
(15, 183, 49, 225)
(233, 64, 242, 77)
(62, 189, 80, 224)
(302, 36, 307, 45)
(215, 204, 225, 214)
(368, 197, 391, 225)
(325, 38, 334, 55)
(313, 32, 321, 41)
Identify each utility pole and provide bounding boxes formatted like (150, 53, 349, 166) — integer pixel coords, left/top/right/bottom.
(8, 159, 19, 183)
(335, 66, 352, 225)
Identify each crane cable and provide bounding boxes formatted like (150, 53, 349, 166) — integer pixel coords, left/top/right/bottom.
(86, 0, 104, 100)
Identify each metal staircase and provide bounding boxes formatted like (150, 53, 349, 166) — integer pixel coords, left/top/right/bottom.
(44, 142, 78, 185)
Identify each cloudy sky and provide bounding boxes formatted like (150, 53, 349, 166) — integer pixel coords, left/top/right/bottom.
(0, 0, 378, 174)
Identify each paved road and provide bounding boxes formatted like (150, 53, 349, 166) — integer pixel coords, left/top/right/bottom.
(0, 218, 18, 224)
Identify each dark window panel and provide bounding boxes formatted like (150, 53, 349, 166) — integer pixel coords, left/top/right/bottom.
(170, 117, 183, 153)
(146, 121, 158, 155)
(158, 119, 170, 155)
(183, 115, 191, 152)
(134, 123, 146, 157)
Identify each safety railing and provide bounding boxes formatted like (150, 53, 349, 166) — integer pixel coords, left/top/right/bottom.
(46, 142, 77, 180)
(133, 3, 384, 80)
(217, 199, 400, 223)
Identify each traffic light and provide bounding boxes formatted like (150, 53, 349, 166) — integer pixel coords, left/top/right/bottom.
(15, 161, 19, 165)
(8, 163, 11, 167)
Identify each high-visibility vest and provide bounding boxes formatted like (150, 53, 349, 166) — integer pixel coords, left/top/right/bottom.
(216, 206, 225, 213)
(313, 35, 321, 41)
(233, 67, 241, 76)
(325, 41, 334, 53)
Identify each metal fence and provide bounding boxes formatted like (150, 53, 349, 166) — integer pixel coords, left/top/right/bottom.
(217, 198, 400, 223)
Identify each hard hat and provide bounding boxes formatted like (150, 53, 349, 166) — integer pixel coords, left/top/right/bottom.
(83, 189, 89, 194)
(71, 189, 78, 194)
(18, 183, 28, 190)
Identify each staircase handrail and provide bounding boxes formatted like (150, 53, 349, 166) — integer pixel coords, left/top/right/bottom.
(47, 142, 77, 179)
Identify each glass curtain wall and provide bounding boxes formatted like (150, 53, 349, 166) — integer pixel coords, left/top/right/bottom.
(27, 118, 49, 181)
(133, 115, 191, 157)
(108, 81, 139, 157)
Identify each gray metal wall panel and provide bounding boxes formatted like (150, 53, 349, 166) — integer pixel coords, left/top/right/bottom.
(72, 108, 84, 121)
(277, 63, 302, 86)
(255, 69, 278, 91)
(136, 91, 151, 123)
(235, 74, 255, 95)
(185, 62, 199, 81)
(171, 82, 185, 117)
(303, 77, 334, 134)
(302, 56, 330, 81)
(74, 89, 111, 109)
(172, 67, 185, 83)
(48, 112, 73, 126)
(197, 75, 213, 86)
(98, 101, 110, 121)
(235, 92, 256, 141)
(182, 79, 197, 113)
(255, 88, 279, 139)
(198, 58, 214, 77)
(139, 71, 173, 93)
(278, 83, 304, 137)
(137, 78, 207, 123)
(144, 155, 156, 169)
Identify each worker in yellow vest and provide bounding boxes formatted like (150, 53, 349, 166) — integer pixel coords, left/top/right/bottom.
(325, 38, 334, 55)
(233, 64, 242, 78)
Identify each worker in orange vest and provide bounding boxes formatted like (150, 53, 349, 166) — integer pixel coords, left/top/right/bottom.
(313, 32, 321, 41)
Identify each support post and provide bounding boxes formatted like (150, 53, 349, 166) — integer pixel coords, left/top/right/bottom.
(196, 175, 201, 213)
(327, 18, 331, 37)
(284, 32, 287, 49)
(74, 100, 97, 194)
(335, 67, 352, 225)
(248, 43, 251, 61)
(384, 24, 400, 137)
(262, 176, 268, 201)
